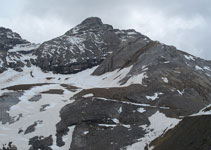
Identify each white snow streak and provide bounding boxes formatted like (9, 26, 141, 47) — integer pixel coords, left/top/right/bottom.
(126, 111, 180, 150)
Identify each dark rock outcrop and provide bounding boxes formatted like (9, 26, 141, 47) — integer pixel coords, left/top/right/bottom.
(29, 135, 53, 150)
(0, 27, 29, 52)
(36, 17, 148, 74)
(0, 92, 23, 124)
(56, 97, 153, 149)
(0, 27, 39, 73)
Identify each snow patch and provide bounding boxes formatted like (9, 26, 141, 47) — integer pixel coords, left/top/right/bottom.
(83, 131, 89, 135)
(163, 61, 170, 64)
(122, 124, 131, 128)
(191, 104, 211, 116)
(146, 93, 163, 101)
(61, 126, 75, 150)
(98, 124, 117, 127)
(8, 43, 40, 52)
(184, 55, 195, 61)
(177, 89, 184, 95)
(82, 93, 94, 98)
(112, 118, 120, 124)
(137, 107, 146, 113)
(118, 107, 123, 113)
(195, 65, 203, 71)
(125, 111, 180, 150)
(162, 77, 168, 83)
(125, 72, 148, 86)
(203, 66, 211, 71)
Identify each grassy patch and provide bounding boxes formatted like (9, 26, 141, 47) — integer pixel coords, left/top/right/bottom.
(2, 83, 51, 91)
(41, 89, 64, 95)
(60, 84, 79, 92)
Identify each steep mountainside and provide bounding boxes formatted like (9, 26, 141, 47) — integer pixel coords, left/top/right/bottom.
(0, 27, 39, 73)
(151, 114, 211, 150)
(35, 17, 149, 74)
(0, 17, 211, 150)
(0, 27, 29, 51)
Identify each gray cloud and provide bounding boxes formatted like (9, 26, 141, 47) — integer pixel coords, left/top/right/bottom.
(0, 0, 211, 59)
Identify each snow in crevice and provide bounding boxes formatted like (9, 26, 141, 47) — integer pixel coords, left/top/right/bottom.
(61, 126, 76, 150)
(137, 107, 146, 113)
(118, 106, 123, 113)
(146, 92, 163, 101)
(195, 65, 203, 71)
(83, 131, 89, 135)
(94, 97, 169, 110)
(124, 72, 148, 86)
(184, 55, 195, 61)
(203, 66, 211, 71)
(162, 77, 168, 83)
(177, 89, 185, 95)
(112, 118, 120, 124)
(82, 93, 94, 98)
(191, 104, 211, 116)
(163, 61, 170, 64)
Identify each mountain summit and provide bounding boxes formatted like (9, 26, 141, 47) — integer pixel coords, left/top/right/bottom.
(80, 17, 103, 26)
(0, 17, 211, 150)
(35, 17, 148, 74)
(0, 27, 29, 51)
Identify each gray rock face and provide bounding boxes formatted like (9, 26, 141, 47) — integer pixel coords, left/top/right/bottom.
(56, 97, 152, 149)
(0, 51, 36, 73)
(36, 17, 148, 74)
(0, 27, 29, 52)
(0, 27, 40, 73)
(92, 39, 211, 116)
(29, 135, 53, 150)
(0, 92, 23, 124)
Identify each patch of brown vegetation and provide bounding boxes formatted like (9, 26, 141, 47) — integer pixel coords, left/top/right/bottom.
(60, 84, 79, 92)
(46, 77, 55, 80)
(41, 89, 64, 95)
(74, 84, 146, 102)
(2, 83, 51, 91)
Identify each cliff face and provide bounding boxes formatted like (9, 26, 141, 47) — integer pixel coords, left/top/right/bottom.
(35, 17, 148, 74)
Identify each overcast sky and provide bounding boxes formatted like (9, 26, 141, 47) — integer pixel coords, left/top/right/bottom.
(0, 0, 211, 59)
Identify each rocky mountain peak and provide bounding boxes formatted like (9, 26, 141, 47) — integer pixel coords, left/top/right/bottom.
(80, 17, 103, 26)
(36, 17, 146, 74)
(65, 17, 111, 36)
(0, 27, 22, 39)
(0, 27, 29, 51)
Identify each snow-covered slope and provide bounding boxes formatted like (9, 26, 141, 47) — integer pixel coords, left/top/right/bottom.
(0, 66, 163, 149)
(8, 43, 40, 53)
